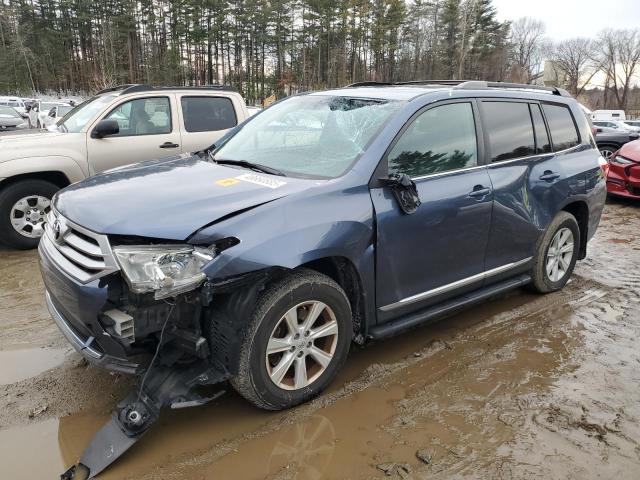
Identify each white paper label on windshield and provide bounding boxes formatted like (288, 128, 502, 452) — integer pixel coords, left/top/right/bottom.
(236, 173, 287, 189)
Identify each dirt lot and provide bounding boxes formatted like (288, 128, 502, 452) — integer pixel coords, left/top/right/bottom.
(1, 198, 639, 480)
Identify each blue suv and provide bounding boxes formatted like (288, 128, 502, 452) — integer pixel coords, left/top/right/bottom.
(40, 81, 606, 476)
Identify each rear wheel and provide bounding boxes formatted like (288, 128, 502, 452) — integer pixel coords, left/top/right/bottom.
(230, 269, 352, 410)
(0, 180, 57, 249)
(529, 211, 580, 293)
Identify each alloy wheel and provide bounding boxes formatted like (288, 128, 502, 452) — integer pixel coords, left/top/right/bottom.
(265, 301, 339, 391)
(599, 147, 615, 160)
(10, 195, 51, 238)
(546, 227, 574, 282)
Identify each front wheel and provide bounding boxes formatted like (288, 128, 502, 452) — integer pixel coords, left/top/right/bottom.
(230, 269, 353, 410)
(0, 180, 58, 249)
(529, 211, 580, 293)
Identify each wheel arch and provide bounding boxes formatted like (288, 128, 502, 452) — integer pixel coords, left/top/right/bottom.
(561, 200, 589, 260)
(0, 155, 87, 191)
(299, 256, 368, 342)
(0, 170, 71, 190)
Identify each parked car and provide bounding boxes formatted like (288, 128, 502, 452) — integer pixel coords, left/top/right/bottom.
(0, 97, 28, 118)
(0, 84, 248, 249)
(42, 104, 74, 131)
(623, 120, 640, 129)
(0, 105, 29, 131)
(39, 80, 606, 477)
(606, 139, 640, 200)
(592, 109, 626, 121)
(595, 128, 639, 159)
(32, 101, 69, 129)
(593, 120, 640, 133)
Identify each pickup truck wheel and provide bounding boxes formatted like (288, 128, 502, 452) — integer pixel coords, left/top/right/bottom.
(0, 180, 58, 249)
(529, 211, 580, 293)
(230, 269, 352, 410)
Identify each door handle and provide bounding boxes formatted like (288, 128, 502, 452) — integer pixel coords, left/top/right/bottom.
(159, 142, 179, 149)
(539, 170, 560, 181)
(468, 186, 492, 198)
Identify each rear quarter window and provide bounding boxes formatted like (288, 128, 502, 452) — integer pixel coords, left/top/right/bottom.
(542, 103, 580, 151)
(181, 96, 237, 132)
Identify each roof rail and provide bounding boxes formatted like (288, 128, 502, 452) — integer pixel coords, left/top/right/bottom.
(121, 84, 237, 94)
(346, 81, 393, 87)
(395, 80, 469, 86)
(96, 84, 140, 95)
(455, 80, 572, 97)
(97, 84, 237, 95)
(345, 79, 572, 97)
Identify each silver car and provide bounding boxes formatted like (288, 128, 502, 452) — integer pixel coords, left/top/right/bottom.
(0, 106, 29, 131)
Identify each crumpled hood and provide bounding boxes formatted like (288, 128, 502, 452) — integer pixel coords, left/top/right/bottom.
(55, 155, 315, 240)
(619, 139, 640, 161)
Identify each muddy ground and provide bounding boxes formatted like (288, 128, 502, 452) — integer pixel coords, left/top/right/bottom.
(1, 198, 639, 480)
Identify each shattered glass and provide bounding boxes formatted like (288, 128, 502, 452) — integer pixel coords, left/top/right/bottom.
(214, 95, 403, 179)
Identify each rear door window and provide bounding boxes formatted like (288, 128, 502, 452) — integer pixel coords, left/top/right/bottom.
(482, 101, 536, 162)
(181, 96, 237, 132)
(541, 103, 580, 151)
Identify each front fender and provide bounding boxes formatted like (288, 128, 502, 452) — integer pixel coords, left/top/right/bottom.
(192, 186, 375, 281)
(0, 155, 88, 184)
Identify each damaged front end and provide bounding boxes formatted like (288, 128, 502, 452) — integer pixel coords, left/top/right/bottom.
(39, 210, 255, 478)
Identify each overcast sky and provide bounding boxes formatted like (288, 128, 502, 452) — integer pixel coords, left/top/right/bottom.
(491, 0, 640, 40)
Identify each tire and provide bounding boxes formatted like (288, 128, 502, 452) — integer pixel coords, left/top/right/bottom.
(529, 211, 580, 293)
(230, 269, 353, 410)
(0, 179, 58, 249)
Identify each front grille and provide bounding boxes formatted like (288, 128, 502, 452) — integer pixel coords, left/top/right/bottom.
(41, 209, 119, 283)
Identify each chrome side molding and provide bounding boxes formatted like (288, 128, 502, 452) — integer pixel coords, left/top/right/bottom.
(380, 257, 532, 312)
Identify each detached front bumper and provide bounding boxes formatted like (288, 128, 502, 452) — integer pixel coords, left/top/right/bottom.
(45, 290, 139, 374)
(39, 237, 140, 375)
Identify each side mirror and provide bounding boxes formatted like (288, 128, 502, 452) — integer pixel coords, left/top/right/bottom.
(380, 173, 421, 214)
(91, 119, 120, 138)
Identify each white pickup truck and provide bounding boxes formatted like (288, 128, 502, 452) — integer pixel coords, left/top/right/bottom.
(0, 85, 249, 249)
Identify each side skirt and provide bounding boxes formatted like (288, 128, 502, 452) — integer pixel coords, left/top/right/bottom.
(368, 274, 531, 340)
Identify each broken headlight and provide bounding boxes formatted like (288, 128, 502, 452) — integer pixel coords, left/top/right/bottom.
(113, 245, 214, 299)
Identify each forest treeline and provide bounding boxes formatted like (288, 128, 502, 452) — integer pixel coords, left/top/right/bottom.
(1, 0, 639, 110)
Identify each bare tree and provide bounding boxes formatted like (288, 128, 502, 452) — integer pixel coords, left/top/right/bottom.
(598, 29, 640, 109)
(508, 16, 546, 83)
(549, 37, 599, 96)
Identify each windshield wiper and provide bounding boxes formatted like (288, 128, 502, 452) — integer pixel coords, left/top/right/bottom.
(213, 158, 287, 177)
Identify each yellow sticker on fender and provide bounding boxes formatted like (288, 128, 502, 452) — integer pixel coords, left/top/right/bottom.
(216, 178, 240, 187)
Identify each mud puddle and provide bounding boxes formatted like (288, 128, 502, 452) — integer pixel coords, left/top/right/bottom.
(0, 246, 61, 351)
(0, 347, 69, 385)
(0, 419, 64, 478)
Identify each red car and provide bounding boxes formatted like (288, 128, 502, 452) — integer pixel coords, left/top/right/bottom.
(606, 140, 640, 199)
